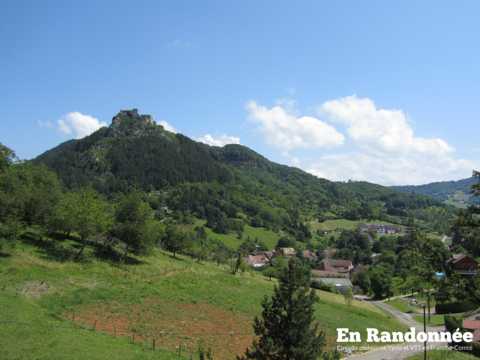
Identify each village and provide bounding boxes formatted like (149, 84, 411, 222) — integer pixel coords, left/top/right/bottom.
(243, 222, 480, 350)
(243, 223, 405, 292)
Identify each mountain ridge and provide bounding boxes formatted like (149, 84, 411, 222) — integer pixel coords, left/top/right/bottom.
(33, 109, 446, 234)
(392, 176, 478, 208)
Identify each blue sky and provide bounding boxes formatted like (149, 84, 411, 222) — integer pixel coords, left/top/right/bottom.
(1, 0, 479, 185)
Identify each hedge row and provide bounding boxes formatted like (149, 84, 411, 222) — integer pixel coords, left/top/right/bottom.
(435, 301, 478, 314)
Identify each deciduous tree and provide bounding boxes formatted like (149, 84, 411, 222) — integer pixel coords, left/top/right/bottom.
(113, 192, 154, 258)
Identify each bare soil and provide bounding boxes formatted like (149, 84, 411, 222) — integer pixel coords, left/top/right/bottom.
(70, 298, 254, 359)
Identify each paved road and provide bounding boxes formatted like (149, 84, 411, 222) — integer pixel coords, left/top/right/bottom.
(344, 301, 448, 360)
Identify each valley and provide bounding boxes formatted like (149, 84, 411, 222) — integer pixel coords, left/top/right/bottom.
(1, 110, 479, 360)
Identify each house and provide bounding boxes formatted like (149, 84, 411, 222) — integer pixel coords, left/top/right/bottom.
(262, 250, 275, 259)
(302, 250, 318, 262)
(311, 269, 350, 279)
(311, 258, 354, 291)
(359, 223, 401, 235)
(244, 250, 275, 268)
(317, 259, 354, 274)
(277, 247, 296, 257)
(463, 319, 480, 342)
(244, 254, 270, 268)
(447, 254, 479, 276)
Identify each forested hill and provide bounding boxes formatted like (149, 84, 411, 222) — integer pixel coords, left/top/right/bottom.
(34, 109, 444, 232)
(393, 177, 478, 208)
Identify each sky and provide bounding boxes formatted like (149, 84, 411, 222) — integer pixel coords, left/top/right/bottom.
(1, 0, 479, 185)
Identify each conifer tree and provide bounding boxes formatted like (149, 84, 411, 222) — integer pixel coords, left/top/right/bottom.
(239, 257, 325, 360)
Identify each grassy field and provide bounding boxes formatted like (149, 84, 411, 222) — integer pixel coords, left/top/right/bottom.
(387, 299, 418, 314)
(310, 218, 400, 232)
(184, 219, 281, 251)
(387, 299, 447, 326)
(204, 224, 281, 250)
(407, 350, 477, 360)
(0, 239, 406, 359)
(412, 314, 446, 327)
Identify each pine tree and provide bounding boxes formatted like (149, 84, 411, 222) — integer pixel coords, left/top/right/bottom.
(239, 257, 325, 360)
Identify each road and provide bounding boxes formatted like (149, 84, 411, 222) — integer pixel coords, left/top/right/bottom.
(344, 301, 448, 360)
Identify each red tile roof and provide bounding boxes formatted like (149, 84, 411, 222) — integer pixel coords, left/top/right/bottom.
(463, 320, 480, 330)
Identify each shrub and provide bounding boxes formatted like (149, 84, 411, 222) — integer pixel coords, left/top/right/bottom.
(436, 301, 477, 314)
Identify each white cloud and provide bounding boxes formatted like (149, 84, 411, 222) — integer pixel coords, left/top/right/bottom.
(58, 112, 107, 139)
(246, 95, 476, 185)
(246, 101, 345, 151)
(307, 152, 475, 185)
(158, 120, 177, 133)
(197, 134, 240, 147)
(305, 95, 476, 185)
(320, 96, 453, 156)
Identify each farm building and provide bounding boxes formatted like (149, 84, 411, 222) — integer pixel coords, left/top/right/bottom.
(463, 319, 480, 342)
(277, 247, 296, 257)
(244, 254, 270, 268)
(359, 223, 402, 235)
(447, 254, 479, 276)
(317, 259, 353, 274)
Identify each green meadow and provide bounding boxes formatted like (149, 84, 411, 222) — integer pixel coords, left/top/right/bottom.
(203, 224, 281, 250)
(0, 238, 406, 359)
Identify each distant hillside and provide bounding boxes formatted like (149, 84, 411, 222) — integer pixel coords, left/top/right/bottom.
(393, 177, 478, 208)
(34, 109, 445, 234)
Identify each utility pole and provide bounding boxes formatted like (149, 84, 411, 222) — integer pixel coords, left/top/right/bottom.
(423, 304, 427, 360)
(427, 291, 431, 322)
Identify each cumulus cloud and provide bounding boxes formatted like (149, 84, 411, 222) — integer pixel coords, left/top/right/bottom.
(197, 134, 240, 147)
(305, 95, 475, 185)
(158, 120, 177, 133)
(319, 96, 453, 155)
(246, 101, 345, 151)
(246, 95, 475, 184)
(58, 112, 107, 139)
(307, 152, 475, 185)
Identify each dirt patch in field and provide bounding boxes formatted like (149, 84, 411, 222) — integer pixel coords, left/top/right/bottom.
(70, 299, 254, 359)
(19, 280, 50, 299)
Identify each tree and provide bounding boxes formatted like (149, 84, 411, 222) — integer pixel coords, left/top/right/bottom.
(0, 143, 15, 171)
(212, 242, 232, 265)
(272, 256, 288, 276)
(142, 219, 165, 250)
(343, 287, 353, 306)
(276, 236, 296, 249)
(0, 215, 22, 254)
(0, 163, 62, 226)
(191, 227, 211, 263)
(472, 170, 480, 197)
(162, 224, 191, 258)
(335, 230, 372, 265)
(262, 266, 277, 281)
(369, 265, 393, 299)
(239, 258, 325, 360)
(231, 251, 247, 275)
(352, 270, 371, 294)
(53, 189, 112, 259)
(49, 191, 79, 236)
(451, 172, 480, 256)
(113, 192, 154, 258)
